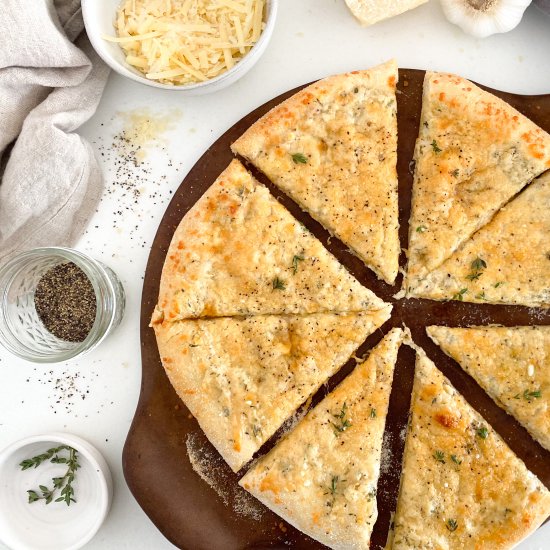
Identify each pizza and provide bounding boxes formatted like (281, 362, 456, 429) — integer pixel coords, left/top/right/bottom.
(232, 60, 400, 284)
(405, 71, 550, 295)
(389, 349, 550, 549)
(409, 171, 550, 307)
(153, 308, 391, 472)
(153, 159, 387, 323)
(427, 325, 550, 452)
(240, 329, 404, 549)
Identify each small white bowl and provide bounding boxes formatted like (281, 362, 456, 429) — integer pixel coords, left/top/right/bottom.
(0, 433, 113, 550)
(82, 0, 278, 94)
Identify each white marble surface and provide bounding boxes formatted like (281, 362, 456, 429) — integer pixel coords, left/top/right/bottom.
(1, 1, 550, 548)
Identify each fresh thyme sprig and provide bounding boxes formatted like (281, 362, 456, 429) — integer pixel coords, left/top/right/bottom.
(331, 402, 352, 436)
(291, 254, 305, 274)
(291, 153, 308, 164)
(466, 257, 487, 281)
(514, 389, 542, 401)
(21, 445, 80, 506)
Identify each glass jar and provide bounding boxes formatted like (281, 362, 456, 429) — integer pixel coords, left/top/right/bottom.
(0, 247, 125, 363)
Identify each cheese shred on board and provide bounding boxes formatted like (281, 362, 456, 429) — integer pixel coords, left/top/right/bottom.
(104, 0, 266, 85)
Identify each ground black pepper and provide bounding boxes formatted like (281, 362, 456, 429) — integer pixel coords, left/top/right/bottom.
(34, 263, 96, 343)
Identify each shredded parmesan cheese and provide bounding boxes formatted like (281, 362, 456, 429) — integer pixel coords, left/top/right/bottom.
(104, 0, 266, 85)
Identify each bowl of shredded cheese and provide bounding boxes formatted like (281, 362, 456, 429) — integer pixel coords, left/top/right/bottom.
(82, 0, 277, 93)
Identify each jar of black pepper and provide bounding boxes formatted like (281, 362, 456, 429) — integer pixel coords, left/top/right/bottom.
(0, 248, 125, 362)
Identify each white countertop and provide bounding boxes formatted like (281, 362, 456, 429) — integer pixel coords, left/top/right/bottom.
(1, 1, 550, 548)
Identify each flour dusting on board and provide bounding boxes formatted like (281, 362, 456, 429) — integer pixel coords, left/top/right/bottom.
(185, 432, 264, 520)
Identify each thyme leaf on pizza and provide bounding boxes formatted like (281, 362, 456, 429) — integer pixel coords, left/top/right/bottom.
(514, 389, 542, 401)
(446, 518, 458, 532)
(433, 450, 445, 463)
(272, 277, 286, 290)
(475, 424, 489, 440)
(332, 402, 352, 435)
(452, 288, 468, 301)
(292, 254, 305, 274)
(431, 140, 442, 153)
(466, 257, 487, 281)
(291, 153, 308, 164)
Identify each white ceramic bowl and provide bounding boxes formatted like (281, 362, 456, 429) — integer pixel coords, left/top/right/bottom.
(0, 433, 113, 550)
(82, 0, 278, 94)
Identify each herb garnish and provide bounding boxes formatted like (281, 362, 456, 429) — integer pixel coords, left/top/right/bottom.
(493, 281, 504, 288)
(450, 454, 462, 466)
(272, 277, 286, 290)
(476, 425, 489, 440)
(431, 140, 442, 153)
(433, 450, 445, 464)
(416, 225, 427, 233)
(332, 402, 352, 435)
(292, 254, 305, 274)
(446, 518, 458, 532)
(291, 153, 308, 164)
(370, 408, 377, 419)
(324, 475, 344, 507)
(475, 291, 487, 301)
(514, 389, 542, 401)
(452, 288, 468, 301)
(20, 445, 79, 506)
(466, 257, 487, 281)
(450, 169, 459, 178)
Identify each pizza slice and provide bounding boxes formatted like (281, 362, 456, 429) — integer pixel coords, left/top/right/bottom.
(232, 60, 400, 284)
(405, 71, 550, 293)
(239, 328, 404, 548)
(409, 171, 550, 307)
(389, 349, 550, 549)
(153, 159, 388, 323)
(154, 307, 392, 472)
(427, 325, 550, 452)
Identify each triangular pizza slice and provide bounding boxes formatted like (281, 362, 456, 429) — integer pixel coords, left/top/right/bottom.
(154, 307, 392, 472)
(239, 328, 403, 548)
(389, 350, 550, 549)
(153, 159, 387, 323)
(428, 325, 550, 452)
(405, 71, 550, 292)
(409, 171, 550, 307)
(232, 60, 400, 284)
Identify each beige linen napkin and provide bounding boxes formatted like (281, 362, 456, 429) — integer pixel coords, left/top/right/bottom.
(0, 0, 110, 260)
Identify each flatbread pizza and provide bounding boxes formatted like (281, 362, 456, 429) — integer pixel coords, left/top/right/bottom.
(405, 71, 550, 294)
(428, 325, 550, 452)
(232, 60, 400, 284)
(409, 171, 550, 307)
(154, 308, 391, 472)
(240, 329, 404, 549)
(153, 159, 387, 323)
(389, 349, 550, 549)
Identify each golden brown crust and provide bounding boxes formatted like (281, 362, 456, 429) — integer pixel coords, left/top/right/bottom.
(409, 171, 550, 307)
(391, 350, 550, 549)
(406, 71, 550, 293)
(428, 325, 550, 452)
(154, 159, 387, 322)
(240, 329, 404, 548)
(154, 307, 391, 472)
(232, 60, 400, 284)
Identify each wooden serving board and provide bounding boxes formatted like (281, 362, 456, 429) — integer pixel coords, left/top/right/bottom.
(123, 69, 550, 550)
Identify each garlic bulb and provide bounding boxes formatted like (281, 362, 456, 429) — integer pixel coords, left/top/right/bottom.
(440, 0, 532, 38)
